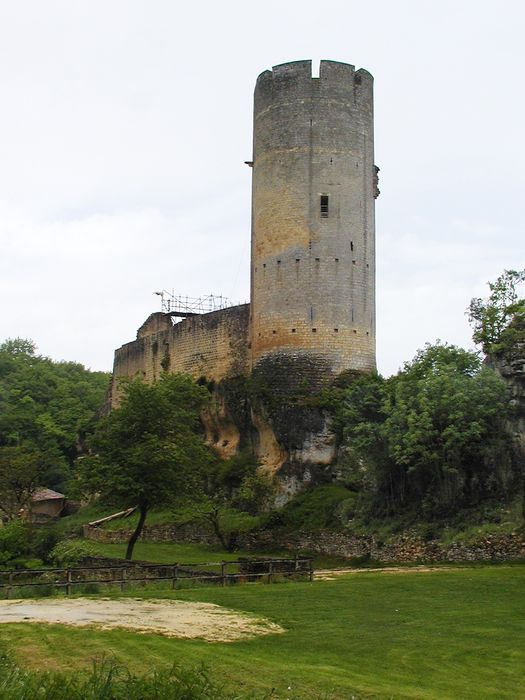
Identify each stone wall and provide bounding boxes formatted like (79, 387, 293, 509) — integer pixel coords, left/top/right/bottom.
(110, 304, 250, 406)
(84, 523, 525, 564)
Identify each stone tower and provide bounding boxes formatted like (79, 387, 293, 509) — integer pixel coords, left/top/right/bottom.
(250, 60, 377, 386)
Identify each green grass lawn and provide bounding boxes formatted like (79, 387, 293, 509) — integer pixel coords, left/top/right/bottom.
(78, 538, 349, 569)
(1, 565, 524, 698)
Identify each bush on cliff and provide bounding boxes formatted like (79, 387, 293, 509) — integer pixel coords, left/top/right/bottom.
(337, 343, 517, 520)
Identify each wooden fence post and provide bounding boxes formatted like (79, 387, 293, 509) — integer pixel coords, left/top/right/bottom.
(309, 558, 314, 582)
(221, 562, 226, 587)
(66, 569, 72, 595)
(268, 560, 274, 584)
(172, 565, 178, 590)
(7, 572, 13, 600)
(120, 567, 126, 593)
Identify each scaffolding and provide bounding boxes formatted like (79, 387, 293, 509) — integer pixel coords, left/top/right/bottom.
(154, 290, 233, 317)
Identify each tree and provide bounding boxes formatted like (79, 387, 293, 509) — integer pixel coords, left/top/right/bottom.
(178, 496, 261, 552)
(339, 343, 515, 518)
(468, 269, 525, 354)
(79, 373, 211, 559)
(0, 445, 43, 521)
(0, 338, 110, 493)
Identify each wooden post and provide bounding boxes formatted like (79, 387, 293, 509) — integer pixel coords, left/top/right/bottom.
(309, 558, 314, 582)
(172, 565, 178, 590)
(120, 567, 126, 593)
(294, 554, 299, 572)
(7, 572, 13, 600)
(268, 560, 274, 584)
(66, 569, 72, 595)
(221, 562, 226, 587)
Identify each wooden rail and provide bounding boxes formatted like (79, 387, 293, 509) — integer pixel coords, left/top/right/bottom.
(0, 558, 314, 599)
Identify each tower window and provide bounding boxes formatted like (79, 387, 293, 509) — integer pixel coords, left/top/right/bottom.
(350, 241, 354, 251)
(291, 328, 296, 333)
(320, 195, 329, 218)
(312, 328, 317, 333)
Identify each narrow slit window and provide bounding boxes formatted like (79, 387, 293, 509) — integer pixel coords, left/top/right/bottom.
(320, 195, 329, 218)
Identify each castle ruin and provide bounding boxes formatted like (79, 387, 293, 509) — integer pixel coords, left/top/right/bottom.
(111, 59, 379, 495)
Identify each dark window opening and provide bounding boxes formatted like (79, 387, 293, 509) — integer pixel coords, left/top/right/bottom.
(272, 330, 276, 334)
(277, 260, 281, 264)
(320, 195, 329, 218)
(335, 258, 339, 262)
(352, 260, 356, 265)
(295, 258, 300, 263)
(291, 328, 296, 333)
(350, 241, 354, 251)
(312, 328, 317, 333)
(334, 328, 339, 332)
(263, 263, 266, 268)
(315, 257, 320, 262)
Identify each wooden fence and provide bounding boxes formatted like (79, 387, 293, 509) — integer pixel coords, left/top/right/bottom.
(0, 557, 314, 599)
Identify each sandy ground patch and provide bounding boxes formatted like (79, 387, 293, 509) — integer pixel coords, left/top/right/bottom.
(315, 565, 460, 580)
(0, 597, 284, 642)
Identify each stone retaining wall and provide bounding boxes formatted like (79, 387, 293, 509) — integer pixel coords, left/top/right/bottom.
(84, 523, 525, 563)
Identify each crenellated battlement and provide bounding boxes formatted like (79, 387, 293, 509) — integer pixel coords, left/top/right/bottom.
(255, 59, 371, 97)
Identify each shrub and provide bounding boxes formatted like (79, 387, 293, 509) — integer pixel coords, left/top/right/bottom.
(18, 584, 55, 598)
(0, 651, 235, 699)
(271, 485, 356, 532)
(0, 520, 30, 566)
(50, 539, 97, 565)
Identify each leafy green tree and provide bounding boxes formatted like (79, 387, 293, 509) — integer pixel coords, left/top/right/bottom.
(0, 520, 30, 566)
(340, 344, 515, 518)
(0, 338, 110, 492)
(468, 269, 525, 354)
(178, 496, 261, 552)
(0, 445, 44, 521)
(79, 373, 211, 560)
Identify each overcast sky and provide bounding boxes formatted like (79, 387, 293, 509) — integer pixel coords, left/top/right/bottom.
(0, 0, 523, 376)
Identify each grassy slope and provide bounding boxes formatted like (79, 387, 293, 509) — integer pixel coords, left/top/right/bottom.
(75, 538, 348, 569)
(1, 566, 524, 699)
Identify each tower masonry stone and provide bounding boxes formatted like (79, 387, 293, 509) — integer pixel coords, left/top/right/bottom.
(250, 60, 377, 383)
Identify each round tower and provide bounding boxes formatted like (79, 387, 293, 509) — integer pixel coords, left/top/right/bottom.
(250, 59, 377, 384)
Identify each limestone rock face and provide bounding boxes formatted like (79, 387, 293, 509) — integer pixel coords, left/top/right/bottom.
(487, 341, 525, 454)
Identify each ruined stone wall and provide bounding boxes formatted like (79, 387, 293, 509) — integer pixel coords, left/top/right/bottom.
(110, 304, 250, 406)
(250, 60, 376, 378)
(84, 523, 525, 564)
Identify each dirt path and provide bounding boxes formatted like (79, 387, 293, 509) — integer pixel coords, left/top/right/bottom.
(315, 564, 461, 580)
(0, 597, 284, 642)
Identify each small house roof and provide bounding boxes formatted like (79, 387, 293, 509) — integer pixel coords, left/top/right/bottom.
(32, 488, 65, 502)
